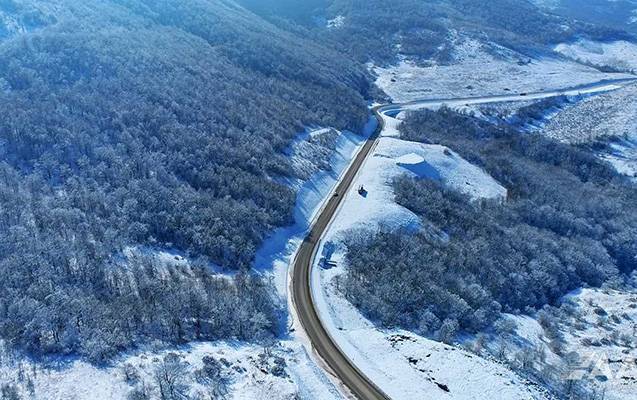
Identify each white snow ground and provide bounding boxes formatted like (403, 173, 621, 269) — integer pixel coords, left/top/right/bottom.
(555, 40, 637, 71)
(0, 340, 329, 400)
(309, 105, 551, 400)
(506, 285, 637, 400)
(537, 83, 637, 181)
(374, 38, 634, 103)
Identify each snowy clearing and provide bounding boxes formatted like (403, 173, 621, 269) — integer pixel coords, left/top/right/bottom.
(555, 40, 637, 71)
(327, 15, 345, 29)
(0, 340, 340, 400)
(374, 38, 634, 103)
(601, 138, 637, 181)
(534, 83, 637, 180)
(325, 135, 507, 242)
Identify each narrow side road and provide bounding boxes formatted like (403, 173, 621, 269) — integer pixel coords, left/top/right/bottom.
(290, 78, 636, 400)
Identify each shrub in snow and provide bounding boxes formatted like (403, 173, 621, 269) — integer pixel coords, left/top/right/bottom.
(154, 354, 190, 400)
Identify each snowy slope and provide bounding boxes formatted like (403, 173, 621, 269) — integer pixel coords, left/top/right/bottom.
(505, 286, 637, 400)
(375, 38, 634, 103)
(0, 341, 305, 400)
(311, 261, 549, 400)
(541, 83, 637, 143)
(326, 135, 506, 242)
(555, 40, 637, 71)
(255, 121, 376, 298)
(535, 83, 637, 180)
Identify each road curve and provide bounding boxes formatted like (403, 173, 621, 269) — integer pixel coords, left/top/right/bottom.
(291, 103, 389, 400)
(290, 78, 636, 400)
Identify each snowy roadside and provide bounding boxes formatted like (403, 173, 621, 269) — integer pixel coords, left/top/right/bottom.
(308, 106, 550, 399)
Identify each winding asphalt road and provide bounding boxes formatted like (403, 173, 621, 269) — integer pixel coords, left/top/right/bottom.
(290, 78, 636, 400)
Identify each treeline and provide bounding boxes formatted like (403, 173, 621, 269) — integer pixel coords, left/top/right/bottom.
(512, 95, 569, 125)
(343, 108, 637, 342)
(0, 0, 369, 360)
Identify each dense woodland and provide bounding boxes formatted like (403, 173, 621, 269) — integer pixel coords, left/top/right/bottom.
(0, 0, 370, 361)
(343, 108, 637, 342)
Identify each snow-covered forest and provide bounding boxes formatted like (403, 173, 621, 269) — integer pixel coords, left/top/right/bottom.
(0, 0, 371, 361)
(2, 0, 637, 398)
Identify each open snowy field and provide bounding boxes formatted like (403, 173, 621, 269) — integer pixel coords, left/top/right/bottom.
(374, 38, 634, 103)
(555, 40, 637, 71)
(308, 109, 551, 399)
(533, 83, 637, 180)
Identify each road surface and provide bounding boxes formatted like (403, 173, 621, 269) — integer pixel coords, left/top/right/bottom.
(290, 78, 636, 400)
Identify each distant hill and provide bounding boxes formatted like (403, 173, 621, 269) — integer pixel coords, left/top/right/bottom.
(532, 0, 637, 35)
(240, 0, 629, 65)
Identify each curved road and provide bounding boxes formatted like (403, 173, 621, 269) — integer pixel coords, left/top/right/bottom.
(290, 78, 636, 400)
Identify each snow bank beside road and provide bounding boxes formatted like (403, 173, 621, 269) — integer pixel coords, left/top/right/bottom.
(255, 120, 376, 297)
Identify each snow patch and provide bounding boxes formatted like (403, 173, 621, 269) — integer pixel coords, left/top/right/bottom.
(601, 138, 637, 181)
(0, 341, 303, 400)
(327, 15, 345, 29)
